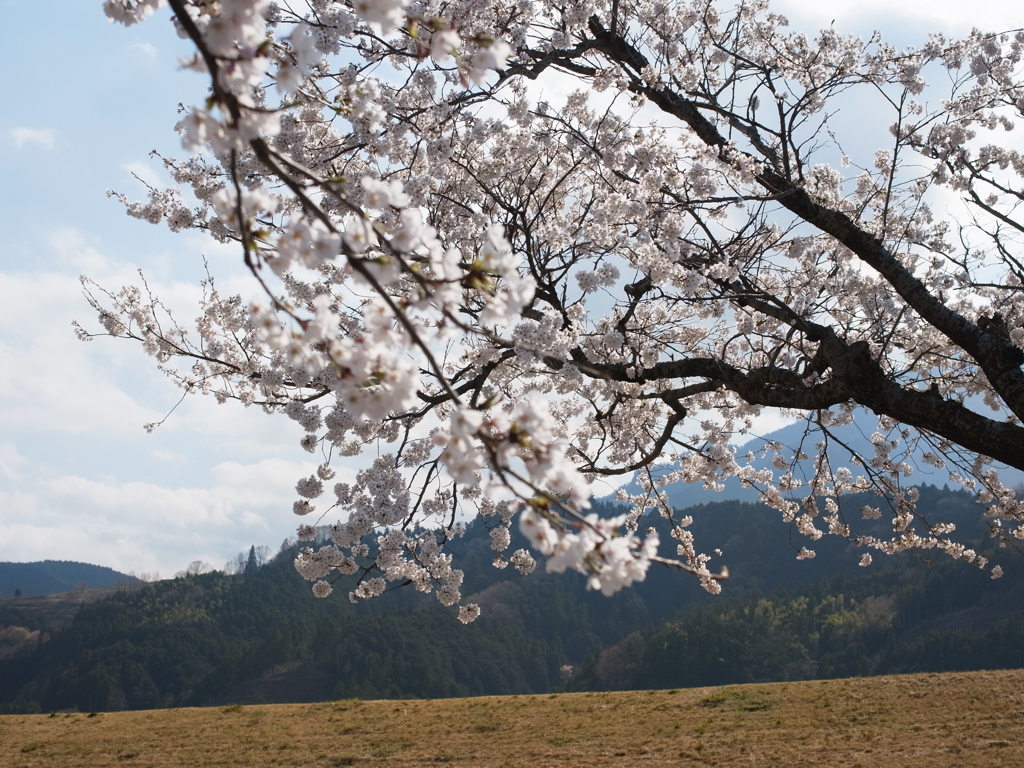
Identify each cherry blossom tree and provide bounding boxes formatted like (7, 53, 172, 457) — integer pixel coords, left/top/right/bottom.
(88, 0, 1024, 619)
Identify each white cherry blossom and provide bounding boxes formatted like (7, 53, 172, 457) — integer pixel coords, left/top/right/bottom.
(92, 0, 1024, 619)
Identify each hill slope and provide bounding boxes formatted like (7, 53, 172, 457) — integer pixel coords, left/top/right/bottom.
(2, 488, 1023, 713)
(0, 561, 140, 600)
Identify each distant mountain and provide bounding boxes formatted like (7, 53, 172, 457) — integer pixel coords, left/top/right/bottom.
(2, 488, 1023, 713)
(0, 561, 141, 599)
(655, 410, 1024, 509)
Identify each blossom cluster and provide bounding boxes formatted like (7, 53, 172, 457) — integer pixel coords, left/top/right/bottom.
(90, 0, 1024, 620)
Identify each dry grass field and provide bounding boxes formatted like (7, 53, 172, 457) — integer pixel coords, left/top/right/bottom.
(3, 669, 1023, 767)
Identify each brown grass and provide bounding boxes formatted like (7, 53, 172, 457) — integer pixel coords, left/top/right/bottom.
(3, 669, 1023, 767)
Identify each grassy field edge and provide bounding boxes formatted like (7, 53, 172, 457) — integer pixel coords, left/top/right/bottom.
(3, 668, 1023, 767)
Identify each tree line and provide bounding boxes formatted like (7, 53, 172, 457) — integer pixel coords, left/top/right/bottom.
(2, 488, 1021, 712)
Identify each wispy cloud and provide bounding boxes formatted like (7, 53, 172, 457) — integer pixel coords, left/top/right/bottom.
(0, 456, 323, 576)
(0, 443, 28, 483)
(49, 226, 112, 273)
(123, 159, 163, 189)
(0, 228, 328, 574)
(8, 127, 56, 150)
(779, 0, 1019, 35)
(129, 41, 159, 60)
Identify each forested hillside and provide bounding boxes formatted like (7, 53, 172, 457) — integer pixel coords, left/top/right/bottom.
(0, 561, 140, 599)
(568, 558, 1024, 690)
(0, 514, 670, 712)
(2, 487, 1021, 712)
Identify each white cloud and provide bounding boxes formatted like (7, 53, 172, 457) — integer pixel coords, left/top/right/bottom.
(0, 227, 315, 453)
(0, 455, 324, 576)
(123, 159, 163, 189)
(779, 0, 1019, 35)
(150, 448, 186, 464)
(129, 41, 158, 61)
(0, 442, 28, 483)
(49, 226, 113, 273)
(8, 126, 56, 150)
(0, 270, 162, 437)
(0, 227, 353, 575)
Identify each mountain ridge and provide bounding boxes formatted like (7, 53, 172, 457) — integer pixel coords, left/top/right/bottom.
(647, 410, 1024, 509)
(2, 487, 1022, 713)
(0, 560, 142, 600)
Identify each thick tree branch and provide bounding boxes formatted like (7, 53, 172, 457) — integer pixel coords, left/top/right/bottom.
(575, 18, 1024, 425)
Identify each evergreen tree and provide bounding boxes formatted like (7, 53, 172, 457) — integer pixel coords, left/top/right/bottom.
(244, 546, 259, 576)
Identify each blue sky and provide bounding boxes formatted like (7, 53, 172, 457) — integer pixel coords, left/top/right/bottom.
(0, 0, 1019, 577)
(1, 1, 317, 576)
